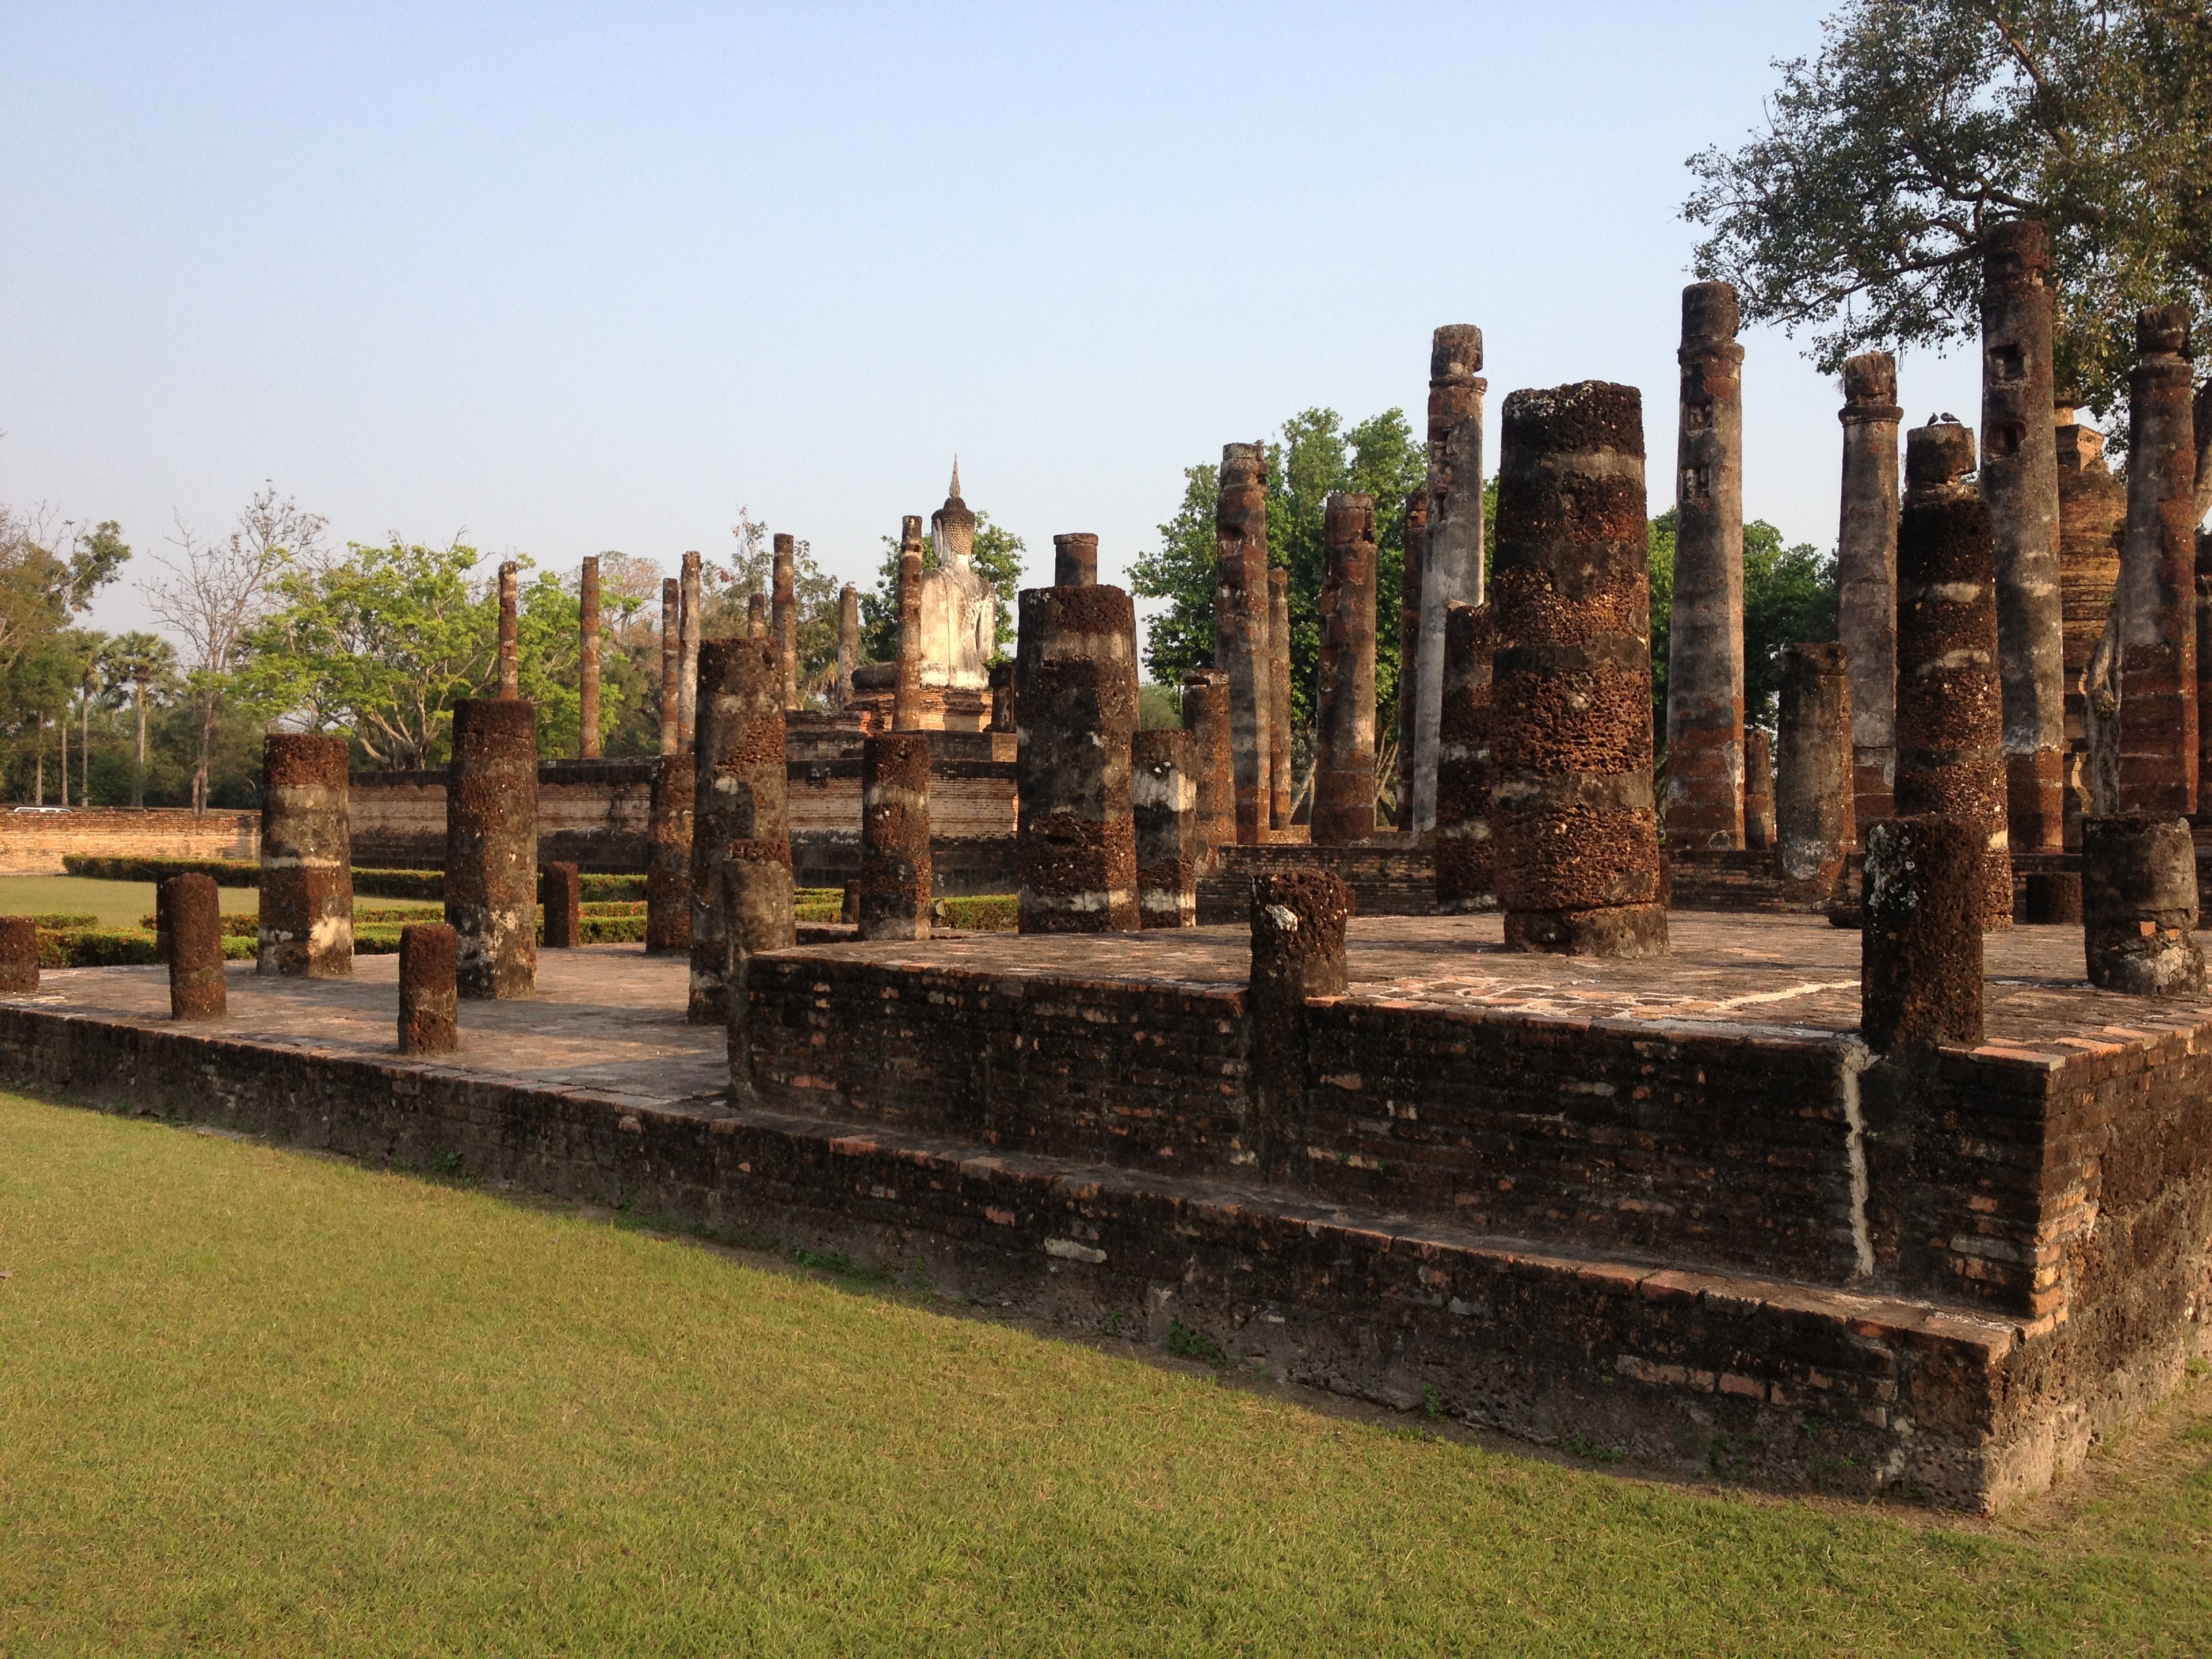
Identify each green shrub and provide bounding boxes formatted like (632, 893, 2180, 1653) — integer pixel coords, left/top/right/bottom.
(64, 855, 260, 887)
(580, 874, 647, 902)
(350, 869, 442, 901)
(937, 895, 1015, 932)
(34, 928, 258, 968)
(138, 913, 260, 939)
(6, 913, 98, 929)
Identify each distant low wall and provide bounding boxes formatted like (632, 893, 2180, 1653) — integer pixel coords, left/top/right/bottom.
(350, 760, 657, 872)
(0, 808, 259, 876)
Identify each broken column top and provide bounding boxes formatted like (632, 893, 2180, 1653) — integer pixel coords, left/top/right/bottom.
(2138, 304, 2192, 357)
(774, 531, 793, 554)
(1681, 281, 1740, 342)
(1430, 325, 1483, 382)
(1907, 422, 1979, 492)
(1499, 380, 1643, 456)
(1052, 533, 1099, 586)
(1982, 218, 2051, 289)
(1841, 351, 1900, 411)
(1221, 441, 1265, 488)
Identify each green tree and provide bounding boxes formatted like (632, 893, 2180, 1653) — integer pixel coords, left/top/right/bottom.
(711, 510, 848, 702)
(1683, 0, 2212, 424)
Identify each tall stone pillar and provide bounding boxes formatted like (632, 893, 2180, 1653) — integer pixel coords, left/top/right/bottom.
(1268, 568, 1292, 832)
(1132, 729, 1198, 928)
(258, 732, 353, 978)
(859, 733, 930, 941)
(1434, 600, 1494, 913)
(445, 699, 538, 998)
(1744, 728, 1776, 851)
(1776, 643, 1854, 907)
(772, 532, 799, 710)
(645, 754, 693, 955)
(1313, 491, 1376, 844)
(2058, 409, 2125, 834)
(1180, 668, 1233, 867)
(1412, 325, 1486, 833)
(895, 515, 926, 733)
(1981, 222, 2066, 854)
(1053, 533, 1098, 587)
(1665, 282, 1747, 849)
(1398, 488, 1427, 829)
(1838, 352, 1903, 833)
(689, 638, 792, 1022)
(1492, 382, 1667, 957)
(1214, 442, 1273, 843)
(579, 555, 602, 759)
(836, 583, 860, 708)
(496, 560, 520, 699)
(678, 550, 702, 753)
(747, 593, 766, 638)
(658, 577, 680, 757)
(1015, 584, 1140, 933)
(2115, 306, 2199, 817)
(1896, 422, 2013, 926)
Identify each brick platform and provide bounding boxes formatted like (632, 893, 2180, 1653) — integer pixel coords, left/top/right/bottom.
(3, 914, 2207, 1511)
(1197, 840, 1435, 922)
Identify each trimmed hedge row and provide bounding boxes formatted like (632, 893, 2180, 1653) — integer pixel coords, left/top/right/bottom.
(63, 857, 653, 906)
(35, 928, 258, 968)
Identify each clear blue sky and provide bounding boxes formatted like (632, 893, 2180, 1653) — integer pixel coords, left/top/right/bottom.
(3, 2, 1984, 651)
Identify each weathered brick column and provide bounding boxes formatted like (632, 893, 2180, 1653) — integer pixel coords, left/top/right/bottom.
(690, 638, 793, 1021)
(1838, 352, 1903, 833)
(1248, 868, 1351, 1179)
(1776, 644, 1853, 907)
(1313, 491, 1376, 844)
(1744, 728, 1777, 852)
(1053, 533, 1098, 587)
(164, 873, 226, 1021)
(1412, 325, 1486, 834)
(1180, 669, 1233, 869)
(579, 555, 602, 758)
(0, 916, 37, 996)
(646, 756, 693, 954)
(1398, 487, 1427, 827)
(658, 577, 680, 756)
(258, 732, 352, 978)
(859, 733, 931, 941)
(1214, 442, 1273, 843)
(747, 592, 766, 638)
(990, 661, 1017, 733)
(2058, 409, 2125, 829)
(1666, 282, 1747, 849)
(2116, 306, 2199, 817)
(1492, 381, 1667, 957)
(445, 699, 539, 998)
(722, 843, 798, 1109)
(1015, 584, 1139, 933)
(773, 532, 799, 709)
(678, 550, 702, 752)
(1132, 729, 1198, 928)
(1981, 222, 2067, 856)
(397, 922, 458, 1055)
(1860, 815, 1984, 1052)
(1268, 567, 1292, 833)
(836, 583, 859, 708)
(541, 861, 582, 949)
(2082, 815, 2205, 994)
(1435, 600, 1495, 914)
(1897, 422, 2013, 926)
(895, 515, 926, 733)
(496, 560, 520, 699)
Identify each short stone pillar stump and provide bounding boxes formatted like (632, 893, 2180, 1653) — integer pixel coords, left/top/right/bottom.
(541, 861, 583, 949)
(399, 922, 459, 1054)
(258, 732, 353, 978)
(164, 874, 227, 1022)
(1860, 815, 1984, 1053)
(445, 699, 539, 999)
(2082, 815, 2205, 995)
(0, 917, 37, 996)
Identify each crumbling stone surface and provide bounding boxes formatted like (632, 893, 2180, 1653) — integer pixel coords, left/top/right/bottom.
(1412, 325, 1486, 834)
(1491, 380, 1667, 957)
(1269, 567, 1292, 833)
(722, 841, 799, 1109)
(1666, 282, 1748, 850)
(0, 916, 36, 996)
(1132, 728, 1197, 928)
(2116, 305, 2198, 817)
(990, 661, 1017, 733)
(258, 733, 354, 979)
(579, 555, 602, 758)
(1399, 487, 1427, 825)
(2025, 871, 2083, 924)
(1214, 442, 1273, 844)
(1247, 867, 1351, 1179)
(1743, 727, 1776, 852)
(1860, 815, 1984, 1053)
(1838, 351, 1903, 834)
(646, 755, 695, 955)
(1052, 533, 1098, 587)
(1435, 600, 1494, 913)
(497, 560, 520, 700)
(445, 699, 538, 1000)
(678, 550, 702, 753)
(1313, 491, 1377, 844)
(1015, 584, 1139, 932)
(658, 577, 680, 757)
(1180, 669, 1233, 867)
(690, 637, 794, 1020)
(1776, 643, 1853, 907)
(747, 593, 767, 638)
(398, 921, 457, 1054)
(1896, 422, 2014, 927)
(2082, 814, 2205, 994)
(164, 872, 226, 1021)
(2057, 412, 2124, 827)
(837, 583, 860, 708)
(541, 860, 583, 949)
(895, 515, 926, 733)
(773, 533, 799, 709)
(861, 733, 932, 941)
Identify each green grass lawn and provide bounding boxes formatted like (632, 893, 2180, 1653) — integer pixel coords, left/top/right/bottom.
(1, 1093, 2207, 1656)
(0, 874, 260, 928)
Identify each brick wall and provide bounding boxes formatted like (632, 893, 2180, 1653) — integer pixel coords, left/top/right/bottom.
(0, 808, 259, 875)
(1197, 842, 1437, 923)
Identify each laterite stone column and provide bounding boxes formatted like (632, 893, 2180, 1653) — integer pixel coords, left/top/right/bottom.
(1180, 669, 1234, 869)
(1412, 325, 1486, 833)
(1215, 442, 1273, 843)
(1399, 487, 1427, 827)
(1053, 533, 1098, 587)
(1435, 600, 1495, 913)
(836, 583, 860, 708)
(2058, 409, 2125, 829)
(646, 756, 693, 954)
(1744, 729, 1776, 852)
(1897, 423, 2013, 926)
(445, 699, 539, 998)
(497, 560, 520, 699)
(658, 577, 680, 756)
(1666, 281, 1747, 849)
(1248, 869, 1350, 1181)
(690, 637, 794, 1021)
(0, 916, 37, 996)
(541, 861, 582, 949)
(1268, 568, 1292, 833)
(1838, 352, 1903, 833)
(258, 732, 353, 978)
(773, 533, 799, 709)
(1313, 491, 1376, 844)
(722, 842, 798, 1109)
(1860, 815, 1984, 1053)
(895, 515, 926, 733)
(164, 873, 226, 1021)
(1132, 729, 1198, 928)
(1492, 382, 1668, 957)
(678, 550, 702, 752)
(991, 661, 1017, 733)
(2115, 306, 2198, 817)
(1982, 221, 2066, 855)
(859, 733, 931, 941)
(1015, 584, 1140, 933)
(398, 922, 458, 1054)
(744, 593, 765, 638)
(579, 555, 602, 758)
(1776, 643, 1854, 907)
(2082, 815, 2205, 995)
